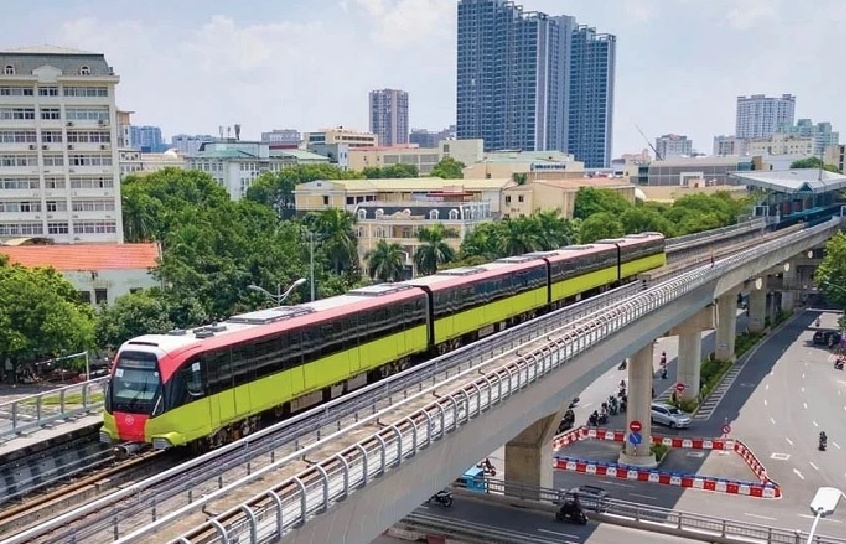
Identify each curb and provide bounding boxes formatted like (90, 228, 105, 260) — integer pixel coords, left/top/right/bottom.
(693, 311, 799, 419)
(550, 426, 781, 498)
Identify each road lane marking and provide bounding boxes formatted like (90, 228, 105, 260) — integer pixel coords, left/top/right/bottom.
(538, 528, 579, 538)
(801, 387, 805, 393)
(764, 399, 768, 406)
(771, 453, 791, 461)
(765, 383, 769, 390)
(745, 513, 777, 521)
(800, 514, 843, 523)
(810, 461, 820, 471)
(770, 418, 776, 425)
(813, 421, 819, 427)
(802, 373, 806, 379)
(803, 402, 809, 409)
(833, 442, 841, 450)
(601, 480, 633, 488)
(794, 468, 805, 480)
(630, 492, 657, 500)
(786, 437, 794, 446)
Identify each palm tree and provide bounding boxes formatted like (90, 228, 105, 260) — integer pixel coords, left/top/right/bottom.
(414, 224, 457, 275)
(312, 208, 358, 275)
(498, 218, 543, 256)
(366, 240, 406, 282)
(532, 210, 573, 249)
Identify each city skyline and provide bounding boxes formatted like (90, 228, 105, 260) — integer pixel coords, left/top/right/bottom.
(5, 0, 843, 156)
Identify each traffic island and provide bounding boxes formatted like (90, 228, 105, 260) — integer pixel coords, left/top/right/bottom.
(551, 426, 782, 498)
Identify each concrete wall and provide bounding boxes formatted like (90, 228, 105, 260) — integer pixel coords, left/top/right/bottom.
(63, 268, 157, 305)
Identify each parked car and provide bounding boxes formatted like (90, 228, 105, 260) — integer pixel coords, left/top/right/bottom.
(813, 330, 841, 346)
(651, 403, 691, 429)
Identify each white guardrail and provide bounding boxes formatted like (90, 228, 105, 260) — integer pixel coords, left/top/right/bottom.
(110, 218, 839, 544)
(0, 378, 106, 442)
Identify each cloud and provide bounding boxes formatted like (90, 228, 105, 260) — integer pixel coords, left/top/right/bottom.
(352, 0, 454, 48)
(726, 0, 779, 30)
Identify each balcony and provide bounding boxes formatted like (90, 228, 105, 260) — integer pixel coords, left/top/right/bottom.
(0, 142, 38, 152)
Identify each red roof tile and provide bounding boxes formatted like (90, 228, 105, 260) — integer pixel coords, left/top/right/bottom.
(0, 243, 159, 271)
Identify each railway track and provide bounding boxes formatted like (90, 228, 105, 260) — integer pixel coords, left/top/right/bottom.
(7, 230, 783, 544)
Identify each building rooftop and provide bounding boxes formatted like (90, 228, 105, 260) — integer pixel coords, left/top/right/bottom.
(0, 243, 159, 270)
(528, 177, 634, 190)
(479, 151, 575, 163)
(649, 155, 753, 167)
(306, 177, 512, 192)
(270, 149, 330, 162)
(730, 169, 846, 194)
(0, 45, 112, 76)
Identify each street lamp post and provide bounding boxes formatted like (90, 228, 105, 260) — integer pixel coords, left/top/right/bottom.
(807, 487, 841, 544)
(248, 278, 307, 307)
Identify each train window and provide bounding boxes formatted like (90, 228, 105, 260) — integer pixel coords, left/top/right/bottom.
(204, 350, 232, 395)
(186, 361, 204, 397)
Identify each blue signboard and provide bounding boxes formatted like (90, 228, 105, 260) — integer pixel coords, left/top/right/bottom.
(628, 432, 643, 446)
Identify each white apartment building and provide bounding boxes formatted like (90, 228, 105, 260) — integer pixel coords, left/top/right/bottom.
(0, 46, 122, 243)
(655, 134, 693, 159)
(735, 94, 796, 140)
(748, 133, 814, 157)
(119, 149, 185, 177)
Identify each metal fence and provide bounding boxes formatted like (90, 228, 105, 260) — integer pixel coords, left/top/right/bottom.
(109, 218, 841, 544)
(0, 378, 107, 441)
(666, 218, 766, 250)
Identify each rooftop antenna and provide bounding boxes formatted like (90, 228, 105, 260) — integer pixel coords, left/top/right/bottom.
(226, 126, 232, 139)
(218, 125, 224, 139)
(234, 124, 241, 141)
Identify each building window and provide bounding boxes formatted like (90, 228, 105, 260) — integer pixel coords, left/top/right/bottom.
(47, 222, 69, 234)
(77, 291, 92, 304)
(357, 208, 367, 219)
(3, 66, 13, 75)
(429, 209, 439, 220)
(518, 195, 524, 203)
(505, 196, 512, 204)
(37, 86, 58, 97)
(322, 196, 329, 205)
(79, 66, 91, 75)
(94, 288, 108, 305)
(449, 209, 459, 220)
(443, 144, 450, 153)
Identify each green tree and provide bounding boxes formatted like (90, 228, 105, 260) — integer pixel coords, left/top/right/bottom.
(121, 168, 231, 243)
(815, 232, 846, 308)
(579, 212, 624, 243)
(430, 157, 466, 179)
(459, 222, 505, 260)
(308, 208, 360, 277)
(414, 224, 457, 275)
(573, 187, 632, 220)
(244, 164, 361, 219)
(620, 207, 676, 237)
(362, 164, 419, 179)
(366, 240, 407, 282)
(0, 258, 95, 381)
(95, 289, 174, 350)
(790, 157, 840, 173)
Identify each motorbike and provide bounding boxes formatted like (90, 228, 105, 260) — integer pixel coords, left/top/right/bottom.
(588, 412, 598, 427)
(819, 432, 828, 452)
(555, 501, 588, 525)
(608, 396, 619, 416)
(619, 398, 627, 413)
(429, 490, 453, 507)
(597, 412, 608, 426)
(835, 359, 844, 370)
(618, 359, 627, 370)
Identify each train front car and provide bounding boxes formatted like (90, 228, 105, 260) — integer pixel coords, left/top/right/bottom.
(101, 344, 165, 454)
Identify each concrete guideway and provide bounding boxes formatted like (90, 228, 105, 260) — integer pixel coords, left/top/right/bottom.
(132, 219, 841, 544)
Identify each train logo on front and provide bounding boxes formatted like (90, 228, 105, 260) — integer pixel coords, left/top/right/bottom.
(124, 415, 135, 426)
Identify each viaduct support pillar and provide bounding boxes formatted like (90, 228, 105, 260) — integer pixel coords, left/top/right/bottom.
(781, 264, 796, 311)
(669, 305, 715, 402)
(504, 408, 563, 494)
(748, 276, 768, 333)
(619, 343, 656, 468)
(716, 290, 739, 362)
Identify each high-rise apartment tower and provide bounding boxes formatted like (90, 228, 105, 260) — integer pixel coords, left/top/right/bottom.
(369, 88, 409, 147)
(456, 0, 616, 167)
(735, 94, 796, 140)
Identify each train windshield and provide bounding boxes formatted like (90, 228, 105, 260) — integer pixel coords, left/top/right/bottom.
(110, 351, 162, 414)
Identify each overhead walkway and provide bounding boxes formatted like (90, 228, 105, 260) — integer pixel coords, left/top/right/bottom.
(117, 218, 842, 544)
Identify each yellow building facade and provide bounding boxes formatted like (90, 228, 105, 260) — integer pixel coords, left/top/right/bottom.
(501, 178, 637, 219)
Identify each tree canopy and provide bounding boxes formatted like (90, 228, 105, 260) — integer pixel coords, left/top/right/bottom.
(0, 256, 95, 377)
(790, 156, 841, 173)
(430, 157, 465, 179)
(814, 232, 846, 308)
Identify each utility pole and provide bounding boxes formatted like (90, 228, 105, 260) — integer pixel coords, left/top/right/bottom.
(309, 231, 316, 302)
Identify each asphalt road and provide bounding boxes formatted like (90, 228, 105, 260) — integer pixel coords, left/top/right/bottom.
(372, 499, 709, 544)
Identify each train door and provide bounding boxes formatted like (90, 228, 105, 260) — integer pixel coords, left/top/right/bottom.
(206, 350, 236, 428)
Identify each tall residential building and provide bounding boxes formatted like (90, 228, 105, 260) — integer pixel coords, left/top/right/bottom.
(778, 119, 840, 156)
(735, 94, 796, 139)
(409, 127, 454, 148)
(655, 134, 693, 159)
(171, 134, 218, 155)
(128, 124, 165, 152)
(0, 46, 123, 244)
(368, 89, 409, 147)
(713, 135, 748, 157)
(456, 0, 616, 167)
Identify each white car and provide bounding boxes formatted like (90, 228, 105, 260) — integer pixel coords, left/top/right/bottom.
(651, 403, 691, 429)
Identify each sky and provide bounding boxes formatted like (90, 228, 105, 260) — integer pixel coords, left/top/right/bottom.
(4, 0, 844, 156)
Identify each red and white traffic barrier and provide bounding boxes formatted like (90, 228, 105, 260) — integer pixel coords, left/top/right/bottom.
(553, 457, 781, 498)
(551, 426, 781, 498)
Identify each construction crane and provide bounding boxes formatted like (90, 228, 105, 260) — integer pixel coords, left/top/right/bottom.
(635, 124, 662, 160)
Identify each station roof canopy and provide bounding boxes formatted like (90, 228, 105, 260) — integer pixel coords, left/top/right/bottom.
(730, 169, 846, 194)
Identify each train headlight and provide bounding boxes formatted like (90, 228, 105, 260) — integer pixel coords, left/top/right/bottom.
(152, 438, 172, 450)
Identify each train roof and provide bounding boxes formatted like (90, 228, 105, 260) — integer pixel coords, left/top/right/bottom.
(399, 258, 546, 291)
(123, 283, 426, 379)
